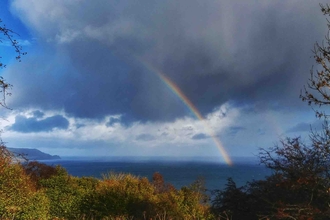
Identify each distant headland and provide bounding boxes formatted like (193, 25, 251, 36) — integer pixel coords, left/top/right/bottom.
(8, 148, 61, 160)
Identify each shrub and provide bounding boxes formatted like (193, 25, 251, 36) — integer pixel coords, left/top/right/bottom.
(39, 166, 98, 219)
(81, 173, 156, 219)
(0, 146, 50, 219)
(24, 161, 59, 187)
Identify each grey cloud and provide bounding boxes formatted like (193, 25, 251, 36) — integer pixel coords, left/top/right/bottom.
(9, 114, 69, 133)
(75, 123, 85, 129)
(258, 128, 266, 136)
(32, 110, 44, 118)
(227, 126, 246, 136)
(161, 132, 169, 137)
(7, 0, 327, 122)
(106, 115, 136, 127)
(135, 134, 155, 141)
(287, 120, 323, 133)
(192, 133, 208, 140)
(106, 117, 121, 127)
(287, 122, 311, 133)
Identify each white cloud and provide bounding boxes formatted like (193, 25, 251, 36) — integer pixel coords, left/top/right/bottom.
(2, 102, 237, 152)
(0, 103, 319, 159)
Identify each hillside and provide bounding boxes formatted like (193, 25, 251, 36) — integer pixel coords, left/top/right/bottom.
(8, 148, 61, 160)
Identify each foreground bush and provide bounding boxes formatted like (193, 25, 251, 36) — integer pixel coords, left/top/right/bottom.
(0, 153, 210, 220)
(81, 172, 212, 220)
(0, 146, 50, 219)
(39, 167, 98, 219)
(81, 173, 155, 219)
(0, 145, 212, 219)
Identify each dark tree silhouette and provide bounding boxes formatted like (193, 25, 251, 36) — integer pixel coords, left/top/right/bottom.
(301, 4, 330, 119)
(212, 4, 330, 219)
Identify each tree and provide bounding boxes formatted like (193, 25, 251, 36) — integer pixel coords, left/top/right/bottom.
(211, 138, 330, 219)
(301, 4, 330, 119)
(211, 4, 330, 219)
(211, 178, 254, 219)
(23, 161, 59, 188)
(152, 172, 175, 193)
(0, 19, 25, 67)
(258, 4, 330, 218)
(257, 137, 330, 219)
(0, 18, 26, 108)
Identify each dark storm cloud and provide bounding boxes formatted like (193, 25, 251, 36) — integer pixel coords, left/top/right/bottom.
(9, 114, 69, 133)
(7, 0, 328, 122)
(106, 115, 137, 127)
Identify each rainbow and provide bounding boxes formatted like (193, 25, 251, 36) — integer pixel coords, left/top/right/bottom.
(137, 59, 233, 166)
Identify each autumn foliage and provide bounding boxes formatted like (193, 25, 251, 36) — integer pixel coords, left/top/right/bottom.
(0, 146, 213, 219)
(0, 146, 50, 219)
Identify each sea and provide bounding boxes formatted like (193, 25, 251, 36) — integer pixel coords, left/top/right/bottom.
(42, 156, 272, 192)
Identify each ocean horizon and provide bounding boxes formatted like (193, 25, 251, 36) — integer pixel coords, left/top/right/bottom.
(42, 156, 271, 191)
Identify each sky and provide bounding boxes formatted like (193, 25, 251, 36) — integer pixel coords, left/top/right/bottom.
(0, 0, 328, 163)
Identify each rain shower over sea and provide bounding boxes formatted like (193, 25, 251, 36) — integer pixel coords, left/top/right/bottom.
(43, 156, 271, 191)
